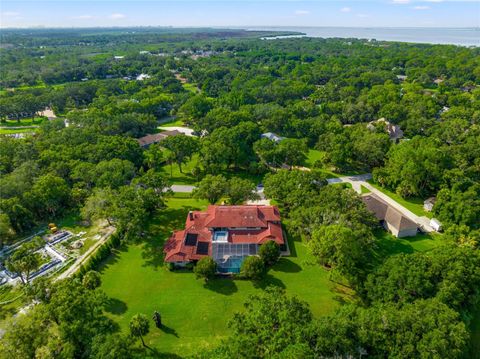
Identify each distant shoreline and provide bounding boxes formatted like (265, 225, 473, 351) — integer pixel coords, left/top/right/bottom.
(247, 26, 479, 47)
(0, 26, 477, 46)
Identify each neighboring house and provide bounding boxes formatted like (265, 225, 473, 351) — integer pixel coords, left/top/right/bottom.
(462, 84, 476, 92)
(362, 194, 418, 238)
(396, 74, 407, 81)
(136, 73, 151, 81)
(423, 197, 436, 212)
(433, 78, 444, 85)
(39, 107, 57, 120)
(136, 130, 181, 148)
(164, 205, 285, 273)
(261, 132, 286, 143)
(430, 218, 443, 232)
(439, 106, 450, 115)
(367, 118, 404, 143)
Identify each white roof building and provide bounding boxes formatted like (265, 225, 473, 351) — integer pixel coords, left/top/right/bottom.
(430, 218, 443, 232)
(136, 73, 151, 81)
(261, 132, 286, 143)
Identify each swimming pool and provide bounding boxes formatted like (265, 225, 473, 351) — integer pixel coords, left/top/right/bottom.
(216, 255, 245, 274)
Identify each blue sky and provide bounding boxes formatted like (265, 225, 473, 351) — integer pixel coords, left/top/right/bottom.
(1, 1, 479, 28)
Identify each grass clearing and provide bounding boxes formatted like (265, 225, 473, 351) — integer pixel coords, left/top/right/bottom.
(360, 185, 371, 194)
(367, 180, 433, 218)
(160, 155, 265, 186)
(305, 150, 341, 178)
(1, 117, 47, 127)
(0, 286, 26, 329)
(182, 82, 200, 93)
(304, 149, 365, 179)
(374, 229, 444, 258)
(0, 127, 37, 135)
(158, 117, 185, 127)
(305, 149, 325, 168)
(160, 155, 201, 185)
(99, 196, 352, 356)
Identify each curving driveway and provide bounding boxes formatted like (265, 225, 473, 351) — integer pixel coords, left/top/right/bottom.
(328, 174, 434, 233)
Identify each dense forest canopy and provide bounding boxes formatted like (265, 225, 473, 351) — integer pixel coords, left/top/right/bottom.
(0, 28, 479, 358)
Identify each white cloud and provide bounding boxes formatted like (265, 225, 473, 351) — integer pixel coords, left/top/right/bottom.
(340, 7, 352, 13)
(356, 13, 369, 18)
(423, 0, 443, 2)
(2, 11, 20, 17)
(109, 13, 126, 20)
(392, 0, 411, 3)
(294, 10, 310, 16)
(413, 5, 430, 9)
(73, 15, 94, 20)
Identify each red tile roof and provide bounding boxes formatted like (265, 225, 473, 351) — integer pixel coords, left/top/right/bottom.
(164, 205, 284, 263)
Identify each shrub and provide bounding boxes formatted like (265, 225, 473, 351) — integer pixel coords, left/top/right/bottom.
(194, 257, 217, 282)
(78, 232, 120, 277)
(258, 240, 280, 267)
(82, 270, 102, 290)
(240, 256, 265, 280)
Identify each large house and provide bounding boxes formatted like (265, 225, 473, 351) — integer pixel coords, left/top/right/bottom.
(362, 194, 418, 238)
(367, 118, 404, 143)
(164, 205, 285, 273)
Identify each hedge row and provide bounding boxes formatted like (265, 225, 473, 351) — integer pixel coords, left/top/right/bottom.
(77, 232, 121, 278)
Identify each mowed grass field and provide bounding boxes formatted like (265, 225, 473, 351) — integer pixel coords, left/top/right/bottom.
(99, 195, 353, 356)
(98, 192, 471, 357)
(159, 155, 265, 186)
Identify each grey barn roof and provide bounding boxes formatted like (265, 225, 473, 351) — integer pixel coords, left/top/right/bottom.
(361, 194, 417, 232)
(137, 130, 182, 147)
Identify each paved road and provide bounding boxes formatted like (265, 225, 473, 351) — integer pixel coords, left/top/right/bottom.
(158, 126, 195, 136)
(56, 226, 115, 280)
(170, 184, 195, 193)
(328, 174, 434, 233)
(168, 184, 269, 206)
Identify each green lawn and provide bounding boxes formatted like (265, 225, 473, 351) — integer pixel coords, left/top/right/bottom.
(182, 82, 200, 93)
(1, 117, 48, 127)
(160, 155, 265, 186)
(159, 155, 201, 185)
(304, 150, 364, 179)
(367, 180, 433, 218)
(374, 229, 444, 259)
(158, 117, 185, 127)
(0, 286, 26, 330)
(0, 127, 37, 135)
(360, 185, 371, 194)
(99, 196, 352, 356)
(305, 150, 340, 178)
(305, 149, 326, 168)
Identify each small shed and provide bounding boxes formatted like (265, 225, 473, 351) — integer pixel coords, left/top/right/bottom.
(430, 218, 443, 232)
(423, 197, 436, 212)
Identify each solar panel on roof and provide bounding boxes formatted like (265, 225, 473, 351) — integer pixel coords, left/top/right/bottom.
(185, 233, 198, 246)
(196, 241, 209, 255)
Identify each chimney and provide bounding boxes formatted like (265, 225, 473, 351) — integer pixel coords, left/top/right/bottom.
(189, 211, 194, 221)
